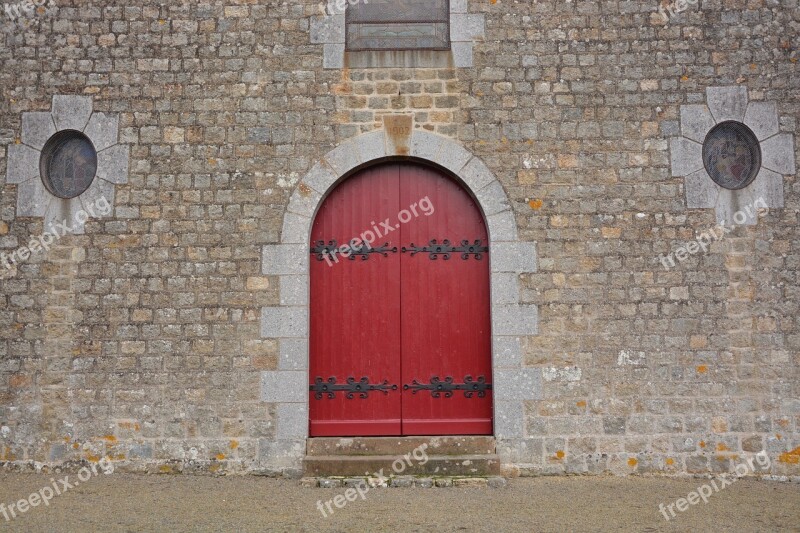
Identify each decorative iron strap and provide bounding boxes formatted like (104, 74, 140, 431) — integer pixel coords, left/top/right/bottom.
(311, 240, 398, 261)
(401, 239, 488, 260)
(311, 377, 398, 400)
(403, 376, 492, 398)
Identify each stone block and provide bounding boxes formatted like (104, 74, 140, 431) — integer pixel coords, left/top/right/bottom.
(452, 41, 474, 68)
(261, 307, 308, 338)
(261, 370, 308, 403)
(286, 185, 322, 219)
(760, 134, 796, 175)
(279, 338, 309, 371)
(279, 275, 309, 307)
(6, 144, 40, 184)
(475, 180, 511, 216)
(450, 14, 485, 41)
(277, 403, 308, 439)
(491, 272, 519, 305)
(262, 244, 307, 275)
(460, 157, 495, 192)
(669, 137, 703, 177)
(490, 241, 537, 273)
(84, 112, 120, 151)
(494, 368, 543, 401)
(706, 86, 748, 123)
(486, 211, 519, 243)
(494, 401, 525, 439)
(97, 144, 130, 184)
(493, 336, 523, 368)
(680, 104, 715, 143)
(751, 168, 784, 209)
(16, 175, 50, 217)
(492, 304, 538, 336)
(310, 14, 344, 44)
(323, 43, 345, 69)
(281, 212, 311, 245)
(684, 169, 719, 209)
(324, 138, 361, 177)
(52, 95, 93, 131)
(744, 101, 780, 141)
(303, 161, 339, 195)
(21, 112, 56, 150)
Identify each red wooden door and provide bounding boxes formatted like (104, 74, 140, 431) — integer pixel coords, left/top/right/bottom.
(309, 165, 402, 436)
(399, 164, 493, 434)
(309, 163, 492, 437)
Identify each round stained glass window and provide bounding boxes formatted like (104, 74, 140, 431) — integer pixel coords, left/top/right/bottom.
(702, 121, 761, 190)
(39, 130, 98, 199)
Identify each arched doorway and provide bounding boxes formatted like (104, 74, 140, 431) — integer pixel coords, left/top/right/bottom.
(309, 161, 493, 436)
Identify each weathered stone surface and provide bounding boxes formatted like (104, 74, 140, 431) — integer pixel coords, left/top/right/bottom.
(490, 242, 537, 273)
(21, 112, 56, 150)
(310, 15, 344, 44)
(450, 14, 485, 41)
(0, 1, 796, 482)
(263, 245, 307, 275)
(706, 86, 748, 123)
(493, 336, 523, 369)
(51, 95, 93, 131)
(278, 338, 308, 371)
(684, 169, 719, 209)
(322, 43, 345, 69)
(302, 162, 339, 195)
(276, 403, 308, 439)
(261, 371, 308, 403)
(83, 113, 119, 151)
(669, 137, 703, 177)
(760, 134, 796, 175)
(461, 157, 496, 192)
(494, 369, 543, 401)
(680, 105, 715, 143)
(492, 305, 538, 336)
(96, 144, 130, 184)
(16, 176, 50, 216)
(744, 102, 780, 141)
(261, 307, 308, 338)
(6, 144, 40, 184)
(279, 275, 309, 307)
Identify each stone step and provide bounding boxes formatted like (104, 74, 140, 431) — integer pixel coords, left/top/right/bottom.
(306, 436, 496, 457)
(304, 454, 501, 477)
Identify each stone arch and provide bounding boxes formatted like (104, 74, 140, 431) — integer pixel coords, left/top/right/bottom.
(258, 129, 540, 475)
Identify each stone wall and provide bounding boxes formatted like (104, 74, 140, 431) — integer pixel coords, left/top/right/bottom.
(0, 0, 798, 478)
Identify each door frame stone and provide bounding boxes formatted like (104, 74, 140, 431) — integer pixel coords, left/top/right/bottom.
(258, 128, 540, 475)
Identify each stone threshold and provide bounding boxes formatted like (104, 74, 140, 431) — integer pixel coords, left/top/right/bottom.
(301, 475, 508, 489)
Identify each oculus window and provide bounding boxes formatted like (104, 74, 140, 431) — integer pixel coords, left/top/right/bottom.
(40, 130, 98, 199)
(702, 121, 761, 190)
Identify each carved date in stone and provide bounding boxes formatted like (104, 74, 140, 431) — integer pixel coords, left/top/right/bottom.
(402, 239, 488, 260)
(403, 375, 492, 398)
(310, 377, 398, 400)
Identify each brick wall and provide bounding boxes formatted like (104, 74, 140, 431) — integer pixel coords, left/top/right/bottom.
(0, 0, 798, 477)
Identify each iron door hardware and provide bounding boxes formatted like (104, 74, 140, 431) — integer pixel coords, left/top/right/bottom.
(401, 239, 488, 260)
(403, 375, 492, 398)
(310, 377, 399, 400)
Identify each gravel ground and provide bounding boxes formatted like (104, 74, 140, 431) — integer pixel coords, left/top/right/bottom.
(0, 473, 797, 532)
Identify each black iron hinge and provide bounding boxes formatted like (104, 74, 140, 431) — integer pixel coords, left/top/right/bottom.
(402, 239, 488, 260)
(403, 375, 492, 398)
(310, 376, 398, 400)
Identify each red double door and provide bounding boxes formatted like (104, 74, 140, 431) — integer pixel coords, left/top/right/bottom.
(309, 162, 492, 437)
